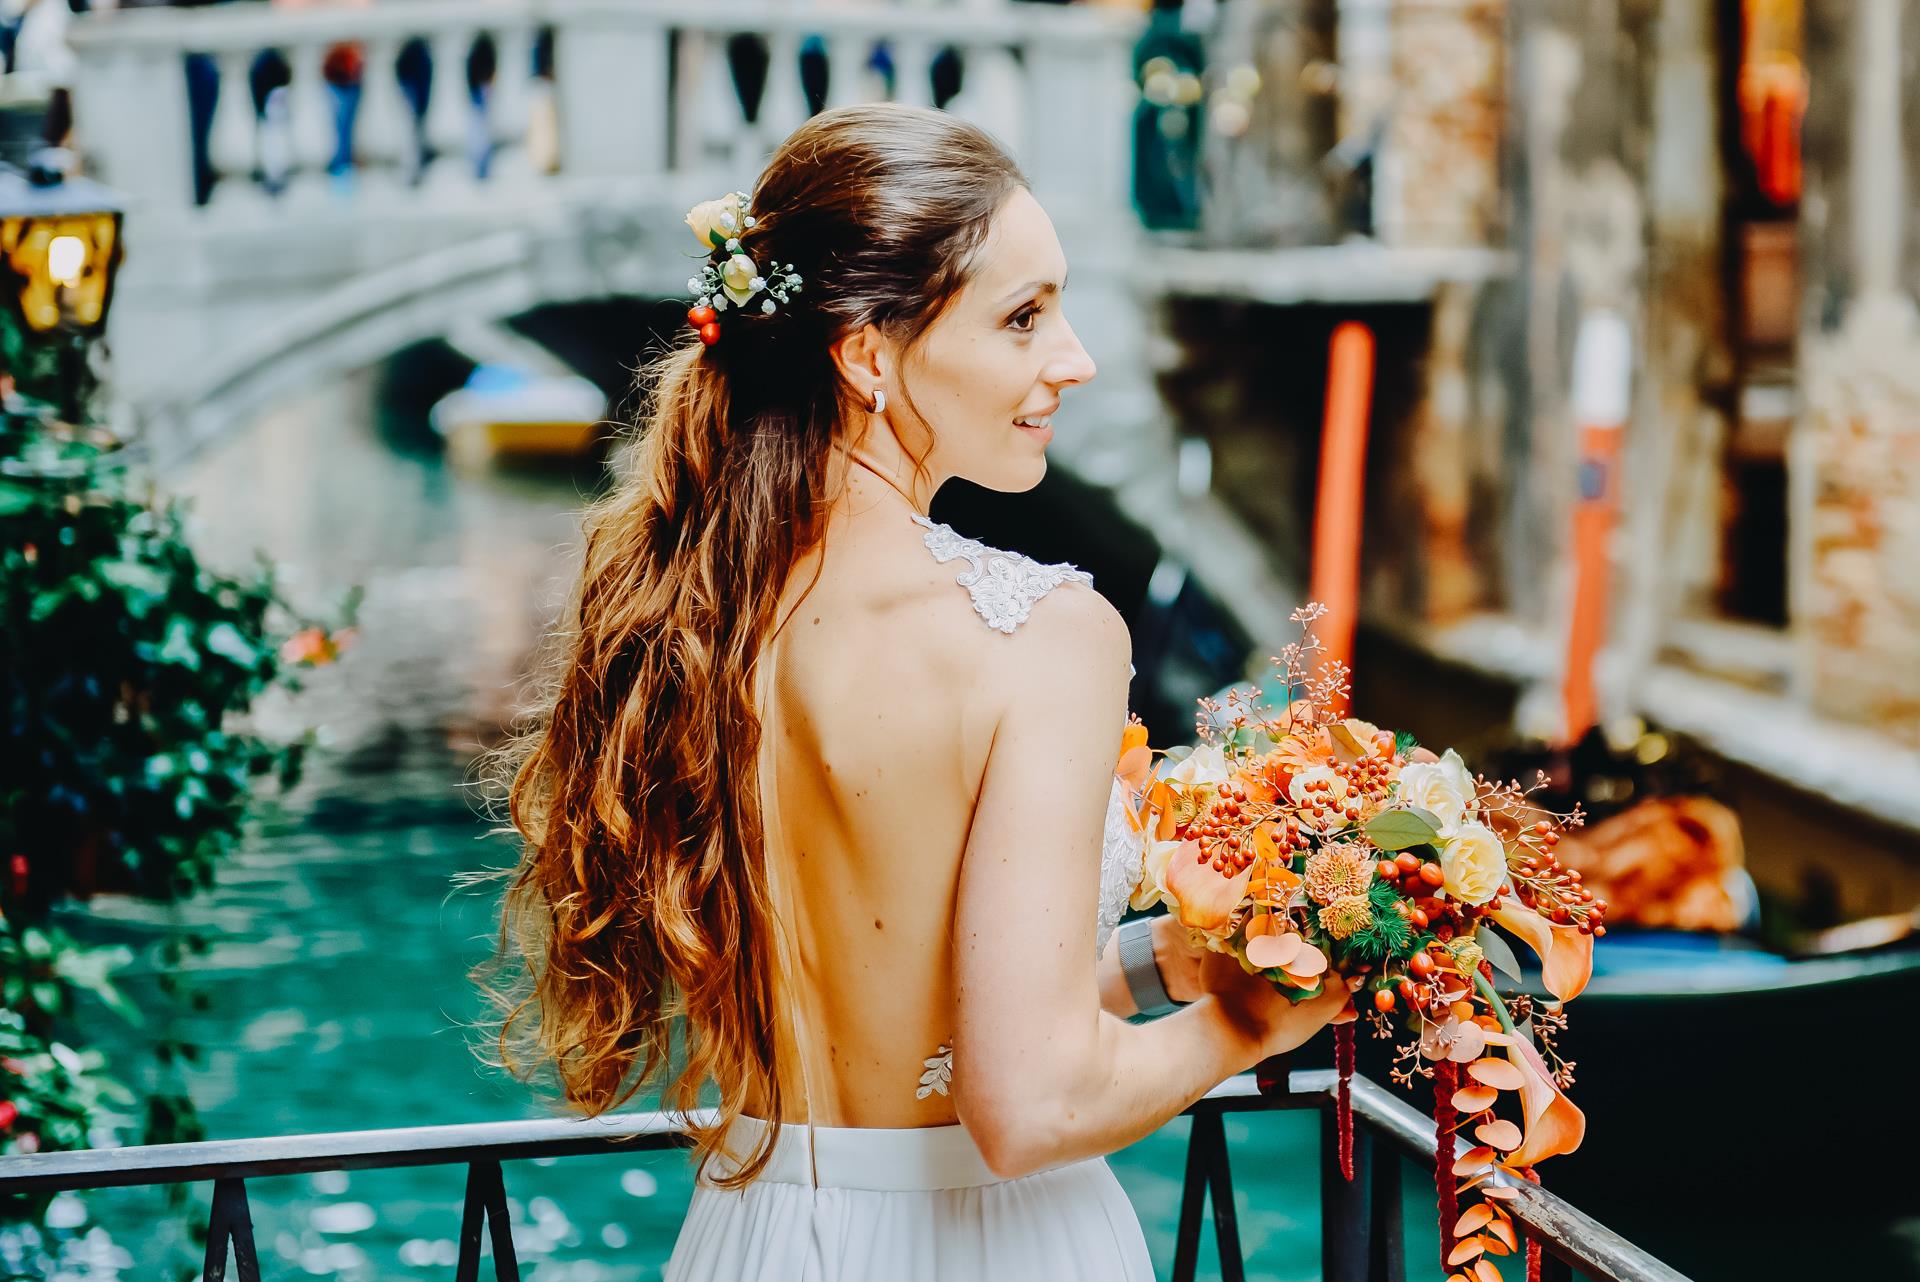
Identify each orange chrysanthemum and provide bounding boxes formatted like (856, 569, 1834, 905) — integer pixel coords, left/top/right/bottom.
(1318, 892, 1375, 940)
(1303, 844, 1373, 904)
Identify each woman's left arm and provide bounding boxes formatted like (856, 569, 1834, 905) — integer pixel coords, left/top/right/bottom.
(1097, 913, 1205, 1018)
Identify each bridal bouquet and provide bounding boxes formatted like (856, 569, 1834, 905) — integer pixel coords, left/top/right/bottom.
(1129, 606, 1604, 1282)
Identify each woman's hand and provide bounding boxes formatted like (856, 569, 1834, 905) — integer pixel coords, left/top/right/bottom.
(1199, 948, 1357, 1065)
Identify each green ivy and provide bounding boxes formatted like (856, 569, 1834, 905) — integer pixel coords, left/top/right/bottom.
(0, 382, 350, 1232)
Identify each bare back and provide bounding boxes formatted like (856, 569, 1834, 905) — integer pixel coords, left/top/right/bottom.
(745, 476, 1116, 1128)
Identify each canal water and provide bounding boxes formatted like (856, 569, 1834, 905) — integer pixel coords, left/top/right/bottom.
(60, 369, 1353, 1282)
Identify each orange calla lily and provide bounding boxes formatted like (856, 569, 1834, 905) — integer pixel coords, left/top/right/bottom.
(1115, 732, 1155, 832)
(1164, 840, 1252, 931)
(1498, 1034, 1585, 1166)
(1490, 902, 1593, 1001)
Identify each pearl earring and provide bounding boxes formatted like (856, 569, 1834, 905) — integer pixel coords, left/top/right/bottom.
(869, 389, 886, 415)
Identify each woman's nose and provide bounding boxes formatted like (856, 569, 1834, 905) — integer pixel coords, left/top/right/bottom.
(1048, 319, 1097, 387)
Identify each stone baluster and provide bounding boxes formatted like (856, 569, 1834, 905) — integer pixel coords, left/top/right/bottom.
(1021, 35, 1131, 212)
(946, 41, 1023, 157)
(554, 15, 667, 178)
(890, 36, 935, 108)
(354, 36, 411, 188)
(487, 25, 537, 183)
(423, 27, 479, 189)
(825, 30, 882, 109)
(688, 30, 750, 176)
(285, 40, 339, 198)
(759, 29, 809, 146)
(207, 49, 265, 208)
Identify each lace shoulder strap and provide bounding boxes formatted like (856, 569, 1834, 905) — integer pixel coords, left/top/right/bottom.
(910, 514, 1094, 634)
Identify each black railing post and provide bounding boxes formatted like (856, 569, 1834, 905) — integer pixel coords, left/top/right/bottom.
(1367, 1139, 1405, 1282)
(1170, 1112, 1211, 1282)
(202, 1176, 261, 1282)
(1170, 1110, 1247, 1282)
(456, 1159, 521, 1282)
(1321, 1107, 1371, 1282)
(1203, 1111, 1246, 1282)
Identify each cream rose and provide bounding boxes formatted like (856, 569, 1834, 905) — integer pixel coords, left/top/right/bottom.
(1398, 748, 1474, 836)
(1165, 743, 1229, 790)
(1439, 821, 1508, 906)
(1131, 838, 1184, 911)
(719, 253, 761, 306)
(685, 193, 747, 249)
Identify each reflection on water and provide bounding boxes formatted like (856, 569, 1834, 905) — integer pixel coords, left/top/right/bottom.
(69, 369, 1337, 1280)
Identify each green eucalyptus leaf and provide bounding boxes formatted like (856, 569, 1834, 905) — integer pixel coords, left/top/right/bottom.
(1475, 924, 1525, 982)
(1364, 806, 1442, 852)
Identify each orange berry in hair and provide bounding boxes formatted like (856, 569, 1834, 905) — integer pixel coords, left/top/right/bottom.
(698, 322, 722, 345)
(687, 305, 716, 327)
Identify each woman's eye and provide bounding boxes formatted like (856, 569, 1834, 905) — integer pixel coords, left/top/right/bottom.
(1009, 305, 1039, 332)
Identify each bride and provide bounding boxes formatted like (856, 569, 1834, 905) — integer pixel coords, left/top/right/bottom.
(482, 102, 1353, 1279)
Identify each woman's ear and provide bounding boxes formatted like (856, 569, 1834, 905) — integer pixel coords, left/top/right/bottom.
(830, 323, 889, 406)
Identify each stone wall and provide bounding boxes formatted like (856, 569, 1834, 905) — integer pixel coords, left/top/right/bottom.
(1794, 0, 1920, 744)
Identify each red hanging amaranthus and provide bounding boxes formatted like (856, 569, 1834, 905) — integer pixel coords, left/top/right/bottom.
(1434, 1058, 1460, 1270)
(1334, 1020, 1356, 1181)
(1523, 1165, 1544, 1282)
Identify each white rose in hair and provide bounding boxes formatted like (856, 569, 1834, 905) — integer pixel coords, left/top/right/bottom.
(685, 192, 748, 249)
(719, 254, 761, 307)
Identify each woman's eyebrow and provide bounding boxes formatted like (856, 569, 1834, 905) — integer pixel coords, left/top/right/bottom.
(996, 275, 1067, 308)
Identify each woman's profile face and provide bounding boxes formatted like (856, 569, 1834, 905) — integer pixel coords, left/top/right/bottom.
(899, 187, 1097, 493)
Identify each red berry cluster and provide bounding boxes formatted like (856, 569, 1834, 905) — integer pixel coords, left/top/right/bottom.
(686, 304, 720, 347)
(1511, 821, 1609, 937)
(1192, 782, 1308, 874)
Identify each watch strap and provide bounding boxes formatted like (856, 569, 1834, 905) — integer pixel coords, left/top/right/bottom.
(1117, 915, 1182, 1018)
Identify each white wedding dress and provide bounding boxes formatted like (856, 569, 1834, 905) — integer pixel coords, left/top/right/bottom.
(664, 514, 1154, 1281)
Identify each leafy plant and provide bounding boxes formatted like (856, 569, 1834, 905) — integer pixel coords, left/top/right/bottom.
(0, 374, 351, 1227)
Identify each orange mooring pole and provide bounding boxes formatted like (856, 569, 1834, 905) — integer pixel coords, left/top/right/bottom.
(1561, 311, 1632, 745)
(1308, 321, 1376, 717)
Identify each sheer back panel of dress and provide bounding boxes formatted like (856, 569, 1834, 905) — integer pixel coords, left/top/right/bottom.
(748, 503, 1108, 1131)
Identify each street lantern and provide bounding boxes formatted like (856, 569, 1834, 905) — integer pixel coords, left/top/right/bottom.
(0, 156, 125, 423)
(0, 160, 125, 337)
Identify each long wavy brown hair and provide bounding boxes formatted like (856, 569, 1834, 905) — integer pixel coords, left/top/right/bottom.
(470, 105, 1026, 1186)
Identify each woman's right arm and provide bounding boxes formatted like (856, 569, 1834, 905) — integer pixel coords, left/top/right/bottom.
(949, 585, 1349, 1179)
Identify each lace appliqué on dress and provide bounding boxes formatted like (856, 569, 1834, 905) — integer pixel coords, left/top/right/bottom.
(1095, 777, 1145, 960)
(917, 1043, 953, 1100)
(910, 514, 1094, 634)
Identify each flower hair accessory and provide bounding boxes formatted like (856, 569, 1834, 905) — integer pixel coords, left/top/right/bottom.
(682, 190, 803, 347)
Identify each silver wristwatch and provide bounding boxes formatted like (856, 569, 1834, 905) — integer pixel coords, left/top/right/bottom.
(1117, 915, 1185, 1018)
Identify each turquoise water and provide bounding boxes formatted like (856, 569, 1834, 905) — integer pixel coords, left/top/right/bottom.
(58, 373, 1452, 1281)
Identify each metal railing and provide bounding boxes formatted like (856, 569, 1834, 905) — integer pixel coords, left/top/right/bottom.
(0, 1068, 1689, 1282)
